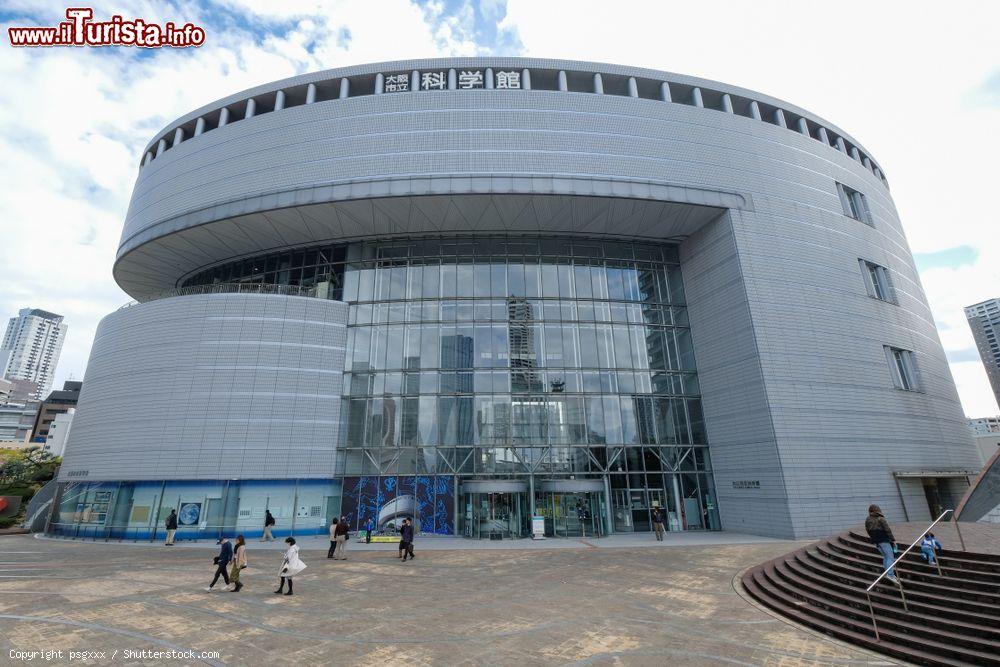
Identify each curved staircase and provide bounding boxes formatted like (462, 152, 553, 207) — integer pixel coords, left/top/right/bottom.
(741, 531, 1000, 666)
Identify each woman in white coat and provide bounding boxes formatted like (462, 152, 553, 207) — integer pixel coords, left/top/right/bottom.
(275, 537, 306, 596)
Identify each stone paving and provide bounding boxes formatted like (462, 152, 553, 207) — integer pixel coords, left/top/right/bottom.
(0, 533, 892, 666)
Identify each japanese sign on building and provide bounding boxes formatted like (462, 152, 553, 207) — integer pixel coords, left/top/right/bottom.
(420, 71, 446, 90)
(390, 69, 522, 92)
(384, 72, 410, 93)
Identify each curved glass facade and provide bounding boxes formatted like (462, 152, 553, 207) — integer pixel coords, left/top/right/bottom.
(336, 237, 718, 535)
(74, 236, 718, 539)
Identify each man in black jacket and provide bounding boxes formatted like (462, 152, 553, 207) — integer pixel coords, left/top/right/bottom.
(400, 518, 415, 562)
(262, 510, 276, 542)
(207, 538, 233, 591)
(864, 505, 899, 584)
(164, 509, 178, 546)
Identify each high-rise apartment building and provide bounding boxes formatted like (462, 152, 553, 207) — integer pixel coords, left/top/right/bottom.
(966, 298, 1000, 410)
(0, 308, 67, 400)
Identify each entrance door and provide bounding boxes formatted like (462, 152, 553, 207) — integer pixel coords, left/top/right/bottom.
(538, 491, 604, 537)
(462, 491, 526, 539)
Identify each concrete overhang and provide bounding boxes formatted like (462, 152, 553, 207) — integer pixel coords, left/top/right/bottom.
(114, 175, 748, 299)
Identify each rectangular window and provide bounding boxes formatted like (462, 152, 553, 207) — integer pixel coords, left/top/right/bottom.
(859, 259, 896, 303)
(884, 346, 921, 391)
(837, 183, 873, 225)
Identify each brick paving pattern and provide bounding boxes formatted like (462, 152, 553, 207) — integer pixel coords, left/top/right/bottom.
(0, 534, 902, 666)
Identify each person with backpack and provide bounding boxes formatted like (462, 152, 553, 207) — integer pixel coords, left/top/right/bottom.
(206, 537, 233, 591)
(164, 509, 178, 546)
(920, 532, 943, 565)
(262, 509, 276, 542)
(864, 505, 899, 584)
(229, 535, 248, 592)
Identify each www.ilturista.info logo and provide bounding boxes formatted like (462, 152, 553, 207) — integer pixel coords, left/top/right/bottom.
(8, 7, 206, 48)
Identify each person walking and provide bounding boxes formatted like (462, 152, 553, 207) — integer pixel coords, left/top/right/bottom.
(261, 510, 276, 542)
(275, 537, 305, 596)
(164, 509, 178, 546)
(400, 517, 415, 562)
(865, 505, 899, 584)
(651, 507, 665, 542)
(333, 516, 349, 559)
(920, 532, 943, 565)
(229, 535, 248, 592)
(327, 518, 339, 559)
(206, 537, 233, 591)
(365, 517, 374, 544)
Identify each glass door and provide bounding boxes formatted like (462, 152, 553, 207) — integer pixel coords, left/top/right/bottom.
(462, 492, 526, 539)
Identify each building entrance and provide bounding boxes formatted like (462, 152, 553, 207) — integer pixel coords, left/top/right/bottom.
(536, 491, 604, 537)
(460, 480, 528, 539)
(535, 479, 608, 537)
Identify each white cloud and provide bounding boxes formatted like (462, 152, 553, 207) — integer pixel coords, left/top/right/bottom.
(2, 0, 997, 420)
(501, 0, 1000, 416)
(0, 0, 463, 391)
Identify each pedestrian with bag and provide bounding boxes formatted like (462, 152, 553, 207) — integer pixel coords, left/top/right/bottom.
(206, 537, 233, 591)
(651, 507, 665, 541)
(164, 509, 178, 546)
(261, 509, 276, 542)
(920, 532, 943, 565)
(229, 535, 248, 592)
(275, 537, 305, 596)
(400, 517, 415, 562)
(333, 515, 349, 559)
(864, 505, 900, 585)
(327, 518, 338, 559)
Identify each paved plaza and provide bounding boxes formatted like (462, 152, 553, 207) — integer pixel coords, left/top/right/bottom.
(0, 531, 895, 666)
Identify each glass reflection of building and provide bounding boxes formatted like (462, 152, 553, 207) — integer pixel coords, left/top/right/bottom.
(319, 235, 719, 536)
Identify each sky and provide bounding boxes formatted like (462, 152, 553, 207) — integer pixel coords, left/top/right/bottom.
(0, 0, 998, 416)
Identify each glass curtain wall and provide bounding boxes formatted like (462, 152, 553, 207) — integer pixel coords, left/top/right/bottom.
(337, 236, 720, 533)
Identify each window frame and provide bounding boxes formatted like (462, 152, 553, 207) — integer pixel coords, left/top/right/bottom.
(858, 259, 897, 304)
(837, 183, 873, 225)
(884, 346, 921, 392)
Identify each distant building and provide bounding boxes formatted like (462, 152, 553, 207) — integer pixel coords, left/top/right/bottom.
(0, 378, 9, 404)
(5, 379, 38, 403)
(0, 308, 68, 400)
(968, 416, 1000, 465)
(0, 400, 40, 447)
(966, 298, 1000, 410)
(43, 408, 74, 457)
(30, 380, 82, 443)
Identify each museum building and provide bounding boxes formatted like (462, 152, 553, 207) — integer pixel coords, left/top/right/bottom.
(50, 58, 981, 541)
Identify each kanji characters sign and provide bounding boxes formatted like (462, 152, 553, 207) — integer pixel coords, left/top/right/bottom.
(384, 68, 523, 92)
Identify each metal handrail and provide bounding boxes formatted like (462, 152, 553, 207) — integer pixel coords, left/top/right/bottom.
(863, 509, 955, 641)
(119, 282, 322, 309)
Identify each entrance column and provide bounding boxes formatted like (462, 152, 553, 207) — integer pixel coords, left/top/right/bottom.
(529, 474, 535, 516)
(603, 475, 614, 535)
(670, 474, 684, 530)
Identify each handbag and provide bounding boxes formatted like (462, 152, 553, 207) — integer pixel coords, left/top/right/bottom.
(213, 556, 220, 565)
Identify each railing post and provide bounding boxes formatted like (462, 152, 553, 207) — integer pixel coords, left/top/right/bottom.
(866, 591, 880, 640)
(953, 518, 966, 551)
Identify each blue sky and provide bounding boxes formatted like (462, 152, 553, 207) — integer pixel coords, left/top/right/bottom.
(0, 0, 998, 415)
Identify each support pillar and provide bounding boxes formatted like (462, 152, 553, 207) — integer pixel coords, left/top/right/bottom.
(660, 81, 671, 102)
(218, 107, 230, 127)
(749, 100, 762, 120)
(194, 117, 205, 136)
(275, 90, 285, 110)
(339, 78, 349, 99)
(721, 93, 733, 113)
(692, 87, 704, 107)
(244, 98, 256, 119)
(305, 83, 316, 104)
